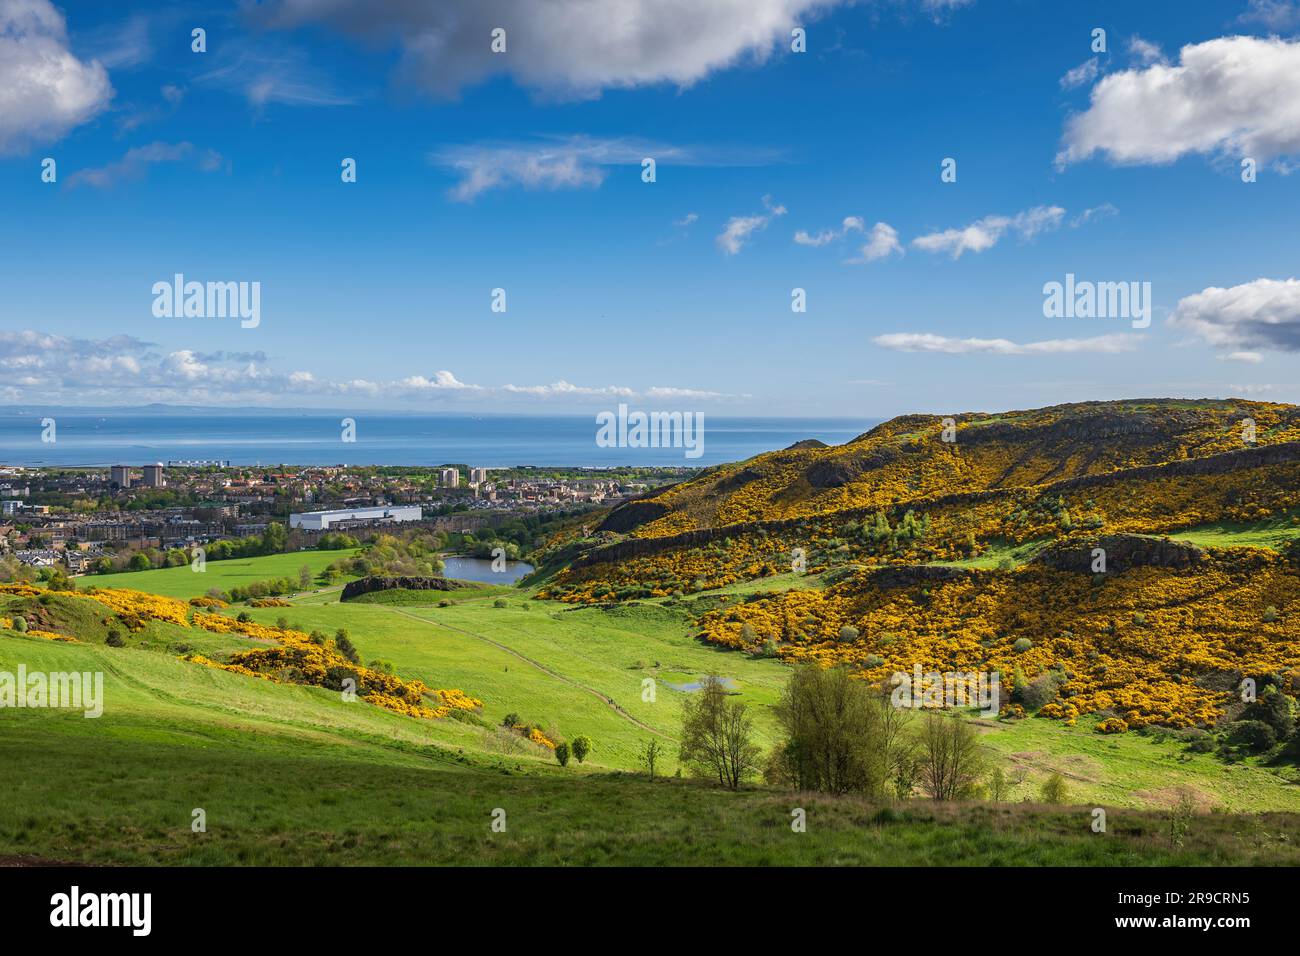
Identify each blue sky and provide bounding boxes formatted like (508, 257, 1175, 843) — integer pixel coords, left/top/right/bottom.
(2, 0, 1299, 416)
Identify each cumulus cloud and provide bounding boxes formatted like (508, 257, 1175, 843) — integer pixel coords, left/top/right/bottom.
(717, 195, 787, 255)
(1058, 36, 1300, 168)
(873, 332, 1143, 355)
(794, 216, 865, 247)
(911, 205, 1065, 258)
(65, 141, 225, 189)
(249, 0, 852, 100)
(1167, 277, 1300, 354)
(0, 329, 735, 406)
(848, 222, 904, 263)
(0, 0, 113, 152)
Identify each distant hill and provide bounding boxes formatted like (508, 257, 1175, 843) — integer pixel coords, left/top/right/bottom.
(598, 398, 1300, 537)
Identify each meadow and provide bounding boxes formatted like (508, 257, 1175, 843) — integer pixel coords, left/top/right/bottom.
(4, 546, 1300, 865)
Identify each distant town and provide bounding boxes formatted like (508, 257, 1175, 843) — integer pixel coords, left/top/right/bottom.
(0, 461, 694, 573)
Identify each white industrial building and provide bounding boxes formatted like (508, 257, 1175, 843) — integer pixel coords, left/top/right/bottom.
(288, 505, 423, 531)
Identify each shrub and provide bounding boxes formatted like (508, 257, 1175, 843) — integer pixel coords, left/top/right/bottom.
(1263, 605, 1280, 622)
(1227, 719, 1277, 752)
(1096, 716, 1128, 734)
(838, 625, 860, 643)
(501, 712, 521, 728)
(571, 734, 592, 763)
(1012, 637, 1033, 653)
(554, 741, 571, 766)
(1040, 772, 1068, 805)
(493, 599, 508, 608)
(12, 616, 26, 633)
(1015, 670, 1062, 712)
(1241, 689, 1295, 739)
(105, 629, 124, 648)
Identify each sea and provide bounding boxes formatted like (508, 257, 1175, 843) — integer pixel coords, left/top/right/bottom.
(0, 409, 876, 468)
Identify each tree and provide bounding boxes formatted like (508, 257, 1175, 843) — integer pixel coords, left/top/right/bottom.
(987, 766, 1010, 802)
(640, 738, 664, 780)
(334, 628, 360, 665)
(261, 522, 288, 554)
(772, 664, 885, 795)
(128, 552, 152, 572)
(678, 676, 760, 789)
(917, 713, 987, 801)
(554, 741, 570, 767)
(571, 734, 592, 764)
(1040, 772, 1069, 805)
(298, 565, 313, 589)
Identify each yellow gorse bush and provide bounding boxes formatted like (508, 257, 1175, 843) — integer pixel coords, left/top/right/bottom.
(697, 556, 1300, 729)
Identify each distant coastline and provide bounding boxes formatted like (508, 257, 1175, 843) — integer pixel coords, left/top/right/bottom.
(0, 409, 875, 468)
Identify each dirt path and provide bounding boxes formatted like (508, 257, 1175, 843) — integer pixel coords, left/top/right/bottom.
(380, 605, 673, 740)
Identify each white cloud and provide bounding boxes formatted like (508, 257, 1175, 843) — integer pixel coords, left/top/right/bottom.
(0, 329, 740, 406)
(1220, 351, 1264, 363)
(432, 137, 769, 201)
(646, 386, 729, 399)
(1168, 277, 1300, 353)
(848, 222, 904, 263)
(1069, 202, 1119, 227)
(1127, 37, 1165, 66)
(911, 205, 1065, 258)
(873, 332, 1143, 355)
(0, 0, 113, 152)
(1058, 36, 1300, 168)
(1228, 383, 1280, 394)
(794, 216, 864, 247)
(675, 212, 699, 227)
(197, 46, 358, 109)
(66, 141, 224, 189)
(251, 0, 854, 100)
(717, 195, 787, 255)
(1059, 58, 1099, 90)
(1238, 0, 1300, 30)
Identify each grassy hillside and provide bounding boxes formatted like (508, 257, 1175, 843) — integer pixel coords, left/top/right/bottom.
(605, 398, 1300, 536)
(5, 630, 1300, 865)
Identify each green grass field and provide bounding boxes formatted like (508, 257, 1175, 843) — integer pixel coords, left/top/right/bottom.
(3, 550, 1300, 865)
(1168, 515, 1300, 551)
(85, 548, 360, 599)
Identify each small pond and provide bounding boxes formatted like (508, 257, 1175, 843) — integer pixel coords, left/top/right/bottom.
(442, 555, 535, 585)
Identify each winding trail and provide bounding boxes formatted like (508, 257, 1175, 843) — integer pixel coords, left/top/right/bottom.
(379, 605, 673, 740)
